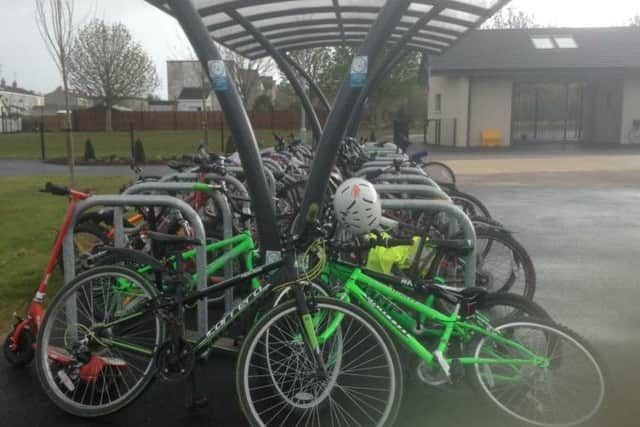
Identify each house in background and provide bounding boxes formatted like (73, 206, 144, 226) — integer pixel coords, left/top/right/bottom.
(167, 60, 275, 111)
(428, 27, 640, 147)
(44, 86, 93, 114)
(148, 99, 178, 111)
(0, 79, 44, 114)
(176, 87, 214, 111)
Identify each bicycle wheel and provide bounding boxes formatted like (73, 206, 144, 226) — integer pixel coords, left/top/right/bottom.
(475, 292, 550, 324)
(236, 297, 403, 427)
(57, 223, 110, 273)
(447, 189, 492, 219)
(422, 161, 456, 187)
(469, 317, 607, 426)
(36, 266, 164, 417)
(433, 227, 536, 300)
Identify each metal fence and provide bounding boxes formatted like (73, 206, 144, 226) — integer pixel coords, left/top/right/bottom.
(41, 110, 328, 132)
(0, 112, 22, 133)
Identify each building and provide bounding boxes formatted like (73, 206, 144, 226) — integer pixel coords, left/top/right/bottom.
(0, 79, 44, 114)
(167, 60, 221, 111)
(428, 27, 640, 147)
(44, 86, 93, 114)
(148, 99, 178, 111)
(176, 87, 213, 111)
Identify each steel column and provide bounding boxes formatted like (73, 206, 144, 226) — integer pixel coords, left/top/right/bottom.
(294, 0, 413, 235)
(227, 10, 322, 145)
(166, 0, 280, 252)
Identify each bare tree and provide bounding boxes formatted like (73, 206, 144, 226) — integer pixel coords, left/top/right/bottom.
(35, 0, 76, 184)
(221, 47, 275, 109)
(483, 7, 536, 29)
(69, 19, 159, 131)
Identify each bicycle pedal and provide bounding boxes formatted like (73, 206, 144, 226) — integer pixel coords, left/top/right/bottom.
(433, 350, 452, 381)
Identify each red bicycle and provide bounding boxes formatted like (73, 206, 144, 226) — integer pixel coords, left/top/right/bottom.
(3, 183, 98, 367)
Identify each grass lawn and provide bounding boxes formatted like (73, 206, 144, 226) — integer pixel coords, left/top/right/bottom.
(0, 129, 290, 160)
(0, 175, 129, 331)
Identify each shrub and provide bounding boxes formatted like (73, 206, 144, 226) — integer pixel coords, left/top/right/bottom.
(83, 138, 96, 161)
(133, 137, 146, 163)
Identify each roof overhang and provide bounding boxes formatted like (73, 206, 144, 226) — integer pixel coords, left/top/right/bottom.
(148, 0, 509, 59)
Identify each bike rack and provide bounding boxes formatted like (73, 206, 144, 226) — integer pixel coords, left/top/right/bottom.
(63, 195, 209, 338)
(159, 168, 277, 198)
(379, 199, 477, 288)
(374, 184, 450, 202)
(373, 174, 442, 189)
(117, 182, 237, 314)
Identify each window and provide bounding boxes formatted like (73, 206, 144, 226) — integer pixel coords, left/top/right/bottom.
(434, 94, 442, 113)
(531, 36, 554, 49)
(554, 36, 578, 48)
(531, 35, 578, 49)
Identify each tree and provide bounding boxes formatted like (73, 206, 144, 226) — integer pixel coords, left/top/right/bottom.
(483, 7, 536, 29)
(69, 19, 159, 131)
(287, 48, 334, 107)
(36, 0, 76, 184)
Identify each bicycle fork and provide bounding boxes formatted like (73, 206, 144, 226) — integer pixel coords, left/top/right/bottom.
(291, 286, 329, 379)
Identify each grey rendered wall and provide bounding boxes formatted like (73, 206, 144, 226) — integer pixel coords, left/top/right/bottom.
(468, 78, 513, 147)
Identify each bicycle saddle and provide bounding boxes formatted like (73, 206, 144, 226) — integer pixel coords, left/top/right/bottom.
(146, 231, 203, 251)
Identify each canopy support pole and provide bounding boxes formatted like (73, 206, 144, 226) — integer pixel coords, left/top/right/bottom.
(294, 0, 413, 236)
(166, 0, 280, 251)
(283, 53, 332, 113)
(227, 10, 322, 145)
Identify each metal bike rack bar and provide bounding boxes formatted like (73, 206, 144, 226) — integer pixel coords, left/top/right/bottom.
(63, 195, 209, 337)
(374, 184, 450, 202)
(159, 169, 276, 199)
(356, 166, 428, 177)
(118, 182, 237, 313)
(379, 199, 477, 288)
(374, 174, 441, 188)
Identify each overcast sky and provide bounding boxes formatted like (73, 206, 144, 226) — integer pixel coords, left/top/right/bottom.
(1, 0, 639, 98)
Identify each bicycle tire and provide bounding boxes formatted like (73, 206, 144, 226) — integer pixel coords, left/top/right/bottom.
(57, 222, 110, 273)
(468, 317, 608, 427)
(432, 227, 536, 300)
(447, 189, 492, 220)
(36, 266, 164, 417)
(422, 161, 457, 187)
(236, 297, 403, 427)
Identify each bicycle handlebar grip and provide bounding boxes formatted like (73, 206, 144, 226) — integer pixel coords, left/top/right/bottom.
(44, 182, 69, 196)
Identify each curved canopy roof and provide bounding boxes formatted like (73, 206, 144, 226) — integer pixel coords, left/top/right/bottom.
(149, 0, 508, 59)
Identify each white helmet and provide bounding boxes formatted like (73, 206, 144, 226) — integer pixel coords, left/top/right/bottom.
(333, 178, 382, 235)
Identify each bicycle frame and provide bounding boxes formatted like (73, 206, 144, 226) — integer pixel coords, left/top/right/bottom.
(8, 188, 91, 353)
(325, 262, 547, 371)
(115, 231, 260, 293)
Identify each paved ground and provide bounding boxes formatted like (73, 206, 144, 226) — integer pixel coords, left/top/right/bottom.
(1, 157, 640, 426)
(0, 159, 172, 177)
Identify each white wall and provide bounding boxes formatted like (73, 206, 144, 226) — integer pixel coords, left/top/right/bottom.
(428, 76, 469, 146)
(621, 77, 640, 144)
(468, 78, 513, 147)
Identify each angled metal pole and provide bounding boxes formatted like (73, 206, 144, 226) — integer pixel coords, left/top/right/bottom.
(282, 52, 331, 113)
(345, 4, 445, 139)
(294, 0, 413, 235)
(227, 10, 322, 145)
(166, 0, 280, 251)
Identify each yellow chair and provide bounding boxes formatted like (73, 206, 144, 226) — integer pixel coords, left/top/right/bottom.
(481, 129, 504, 147)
